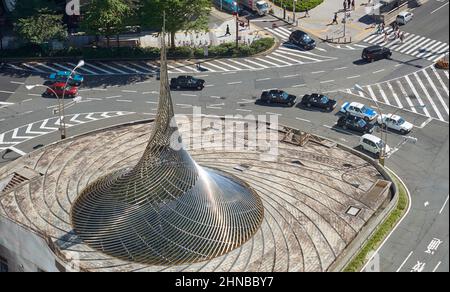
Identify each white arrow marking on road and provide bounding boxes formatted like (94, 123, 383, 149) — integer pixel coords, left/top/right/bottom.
(70, 114, 85, 124)
(424, 201, 429, 207)
(12, 128, 34, 140)
(7, 146, 26, 156)
(85, 113, 98, 121)
(25, 123, 48, 135)
(54, 118, 74, 127)
(40, 119, 58, 131)
(101, 112, 111, 119)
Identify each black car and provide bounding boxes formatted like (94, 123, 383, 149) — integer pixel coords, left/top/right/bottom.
(337, 116, 375, 134)
(301, 93, 337, 111)
(362, 45, 392, 62)
(259, 89, 297, 107)
(170, 76, 205, 90)
(289, 30, 316, 50)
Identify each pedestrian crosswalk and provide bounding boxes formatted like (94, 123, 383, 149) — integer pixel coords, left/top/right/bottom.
(5, 26, 335, 76)
(344, 66, 449, 122)
(363, 28, 449, 62)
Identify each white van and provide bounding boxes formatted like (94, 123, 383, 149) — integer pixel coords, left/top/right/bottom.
(359, 134, 391, 158)
(396, 11, 414, 25)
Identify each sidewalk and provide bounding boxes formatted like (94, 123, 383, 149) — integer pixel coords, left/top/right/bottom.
(138, 8, 272, 48)
(270, 0, 379, 44)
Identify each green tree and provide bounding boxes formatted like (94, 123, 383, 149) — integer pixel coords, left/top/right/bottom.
(14, 9, 67, 48)
(81, 0, 132, 48)
(140, 0, 211, 48)
(12, 0, 59, 19)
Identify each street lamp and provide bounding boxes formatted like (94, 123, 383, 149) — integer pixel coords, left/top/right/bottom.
(61, 60, 85, 139)
(353, 83, 425, 166)
(25, 84, 82, 140)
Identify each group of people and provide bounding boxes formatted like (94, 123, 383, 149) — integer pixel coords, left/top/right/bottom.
(343, 0, 356, 11)
(376, 21, 406, 43)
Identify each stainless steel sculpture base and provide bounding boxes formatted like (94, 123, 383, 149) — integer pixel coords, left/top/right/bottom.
(70, 32, 264, 266)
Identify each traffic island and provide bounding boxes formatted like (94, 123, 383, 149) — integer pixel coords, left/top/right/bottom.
(0, 117, 395, 272)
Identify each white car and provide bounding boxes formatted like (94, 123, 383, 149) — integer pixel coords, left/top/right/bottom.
(340, 102, 378, 121)
(359, 134, 391, 158)
(378, 114, 414, 134)
(396, 11, 414, 25)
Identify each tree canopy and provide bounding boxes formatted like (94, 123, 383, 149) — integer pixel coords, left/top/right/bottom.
(140, 0, 211, 47)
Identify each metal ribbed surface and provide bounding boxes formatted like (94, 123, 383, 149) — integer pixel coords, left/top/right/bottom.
(70, 33, 264, 266)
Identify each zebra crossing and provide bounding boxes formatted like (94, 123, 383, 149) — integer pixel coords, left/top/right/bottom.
(344, 66, 449, 122)
(362, 28, 449, 62)
(5, 27, 335, 76)
(0, 111, 135, 152)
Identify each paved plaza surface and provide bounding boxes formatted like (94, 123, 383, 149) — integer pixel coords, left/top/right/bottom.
(0, 118, 391, 272)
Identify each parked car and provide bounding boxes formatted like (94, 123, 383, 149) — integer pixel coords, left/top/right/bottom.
(359, 134, 391, 158)
(340, 102, 378, 121)
(362, 45, 392, 62)
(48, 71, 84, 86)
(377, 114, 414, 134)
(259, 89, 297, 107)
(170, 76, 205, 90)
(396, 11, 413, 25)
(289, 30, 316, 50)
(301, 93, 337, 111)
(337, 116, 375, 134)
(45, 82, 79, 98)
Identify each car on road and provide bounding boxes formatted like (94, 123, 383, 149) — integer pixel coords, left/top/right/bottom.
(337, 116, 375, 134)
(340, 101, 378, 121)
(44, 82, 79, 98)
(362, 45, 392, 62)
(396, 11, 413, 25)
(301, 93, 337, 111)
(48, 71, 84, 86)
(377, 114, 414, 134)
(170, 76, 205, 90)
(259, 89, 297, 107)
(289, 30, 316, 50)
(358, 134, 391, 158)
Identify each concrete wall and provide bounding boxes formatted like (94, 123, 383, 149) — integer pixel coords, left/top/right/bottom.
(0, 215, 61, 272)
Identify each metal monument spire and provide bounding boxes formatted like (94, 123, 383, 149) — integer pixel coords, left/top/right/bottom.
(71, 15, 264, 266)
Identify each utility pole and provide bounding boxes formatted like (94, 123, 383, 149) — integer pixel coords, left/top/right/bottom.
(293, 0, 297, 24)
(235, 10, 239, 48)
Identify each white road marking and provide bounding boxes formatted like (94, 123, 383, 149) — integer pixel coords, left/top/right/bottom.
(227, 81, 242, 85)
(377, 84, 391, 105)
(292, 84, 306, 88)
(422, 70, 449, 115)
(222, 72, 237, 75)
(396, 251, 413, 272)
(366, 86, 379, 102)
(373, 69, 385, 74)
(413, 72, 443, 120)
(256, 78, 271, 82)
(0, 90, 14, 94)
(387, 82, 403, 108)
(347, 75, 360, 79)
(404, 76, 431, 117)
(296, 117, 311, 123)
(10, 81, 25, 85)
(431, 1, 449, 14)
(334, 67, 348, 71)
(439, 195, 449, 215)
(320, 80, 334, 84)
(311, 70, 325, 74)
(116, 99, 133, 103)
(397, 80, 416, 113)
(432, 262, 442, 272)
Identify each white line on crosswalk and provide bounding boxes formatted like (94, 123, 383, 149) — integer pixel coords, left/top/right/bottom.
(99, 62, 128, 74)
(21, 63, 45, 73)
(396, 80, 416, 113)
(185, 60, 216, 72)
(245, 59, 268, 69)
(414, 41, 444, 58)
(431, 66, 449, 96)
(167, 63, 186, 73)
(386, 82, 403, 108)
(399, 36, 426, 53)
(114, 62, 147, 74)
(271, 52, 303, 64)
(228, 59, 257, 70)
(377, 84, 391, 105)
(277, 47, 321, 61)
(255, 57, 283, 67)
(421, 70, 449, 115)
(204, 62, 230, 72)
(67, 62, 98, 75)
(405, 75, 431, 117)
(83, 62, 114, 74)
(174, 62, 198, 73)
(214, 60, 242, 71)
(414, 72, 444, 120)
(264, 55, 292, 66)
(366, 85, 378, 102)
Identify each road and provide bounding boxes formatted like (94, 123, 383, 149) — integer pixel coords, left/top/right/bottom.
(0, 1, 448, 272)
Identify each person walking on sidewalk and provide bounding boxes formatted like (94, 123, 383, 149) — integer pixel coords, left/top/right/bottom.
(305, 8, 310, 18)
(352, 0, 355, 10)
(347, 0, 351, 10)
(399, 31, 405, 43)
(343, 0, 347, 11)
(332, 13, 339, 25)
(225, 25, 231, 36)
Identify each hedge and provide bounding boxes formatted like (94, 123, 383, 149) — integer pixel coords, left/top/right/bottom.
(0, 38, 275, 60)
(272, 0, 324, 12)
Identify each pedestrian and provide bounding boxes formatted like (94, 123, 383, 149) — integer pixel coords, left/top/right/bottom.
(225, 24, 231, 36)
(332, 13, 338, 25)
(352, 0, 355, 10)
(343, 0, 347, 11)
(381, 22, 385, 32)
(305, 8, 310, 18)
(347, 0, 351, 10)
(400, 31, 405, 43)
(384, 31, 388, 42)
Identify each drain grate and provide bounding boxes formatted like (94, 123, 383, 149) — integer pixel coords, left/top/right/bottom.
(0, 173, 29, 193)
(233, 164, 251, 172)
(346, 206, 361, 217)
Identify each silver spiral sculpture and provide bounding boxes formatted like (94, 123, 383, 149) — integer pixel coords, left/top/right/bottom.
(70, 29, 264, 266)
